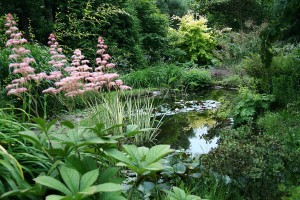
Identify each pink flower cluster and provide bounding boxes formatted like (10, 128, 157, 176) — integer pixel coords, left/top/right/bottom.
(43, 36, 131, 96)
(5, 13, 34, 95)
(5, 14, 64, 96)
(47, 34, 68, 70)
(95, 36, 115, 72)
(4, 13, 131, 98)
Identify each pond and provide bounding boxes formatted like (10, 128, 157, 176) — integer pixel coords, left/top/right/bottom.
(153, 88, 236, 155)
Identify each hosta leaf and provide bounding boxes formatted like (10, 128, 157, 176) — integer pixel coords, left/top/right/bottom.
(80, 169, 99, 190)
(34, 176, 72, 196)
(60, 166, 80, 194)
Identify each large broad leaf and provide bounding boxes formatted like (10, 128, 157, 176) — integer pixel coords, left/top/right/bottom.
(146, 145, 173, 164)
(100, 192, 127, 200)
(144, 162, 165, 172)
(137, 147, 149, 160)
(106, 148, 134, 166)
(34, 176, 72, 196)
(166, 187, 203, 200)
(60, 166, 80, 194)
(94, 183, 123, 192)
(173, 163, 186, 174)
(98, 167, 121, 183)
(169, 186, 186, 199)
(80, 169, 99, 191)
(122, 145, 141, 166)
(46, 195, 65, 200)
(79, 183, 123, 196)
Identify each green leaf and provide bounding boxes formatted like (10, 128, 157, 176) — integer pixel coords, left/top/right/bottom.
(146, 145, 173, 164)
(100, 192, 127, 200)
(144, 162, 165, 171)
(125, 125, 153, 137)
(80, 169, 99, 191)
(123, 145, 141, 165)
(60, 166, 80, 194)
(47, 160, 63, 176)
(186, 195, 202, 200)
(46, 195, 65, 200)
(173, 163, 186, 174)
(172, 186, 186, 199)
(106, 148, 134, 166)
(19, 131, 41, 146)
(94, 183, 123, 192)
(34, 176, 72, 196)
(61, 120, 75, 129)
(32, 118, 47, 132)
(98, 167, 120, 183)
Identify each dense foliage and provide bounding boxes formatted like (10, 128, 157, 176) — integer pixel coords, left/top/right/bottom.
(0, 0, 299, 199)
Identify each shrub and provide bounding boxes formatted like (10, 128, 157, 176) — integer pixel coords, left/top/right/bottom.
(216, 75, 256, 89)
(270, 44, 300, 105)
(169, 14, 216, 65)
(201, 126, 286, 199)
(242, 53, 264, 80)
(258, 109, 300, 185)
(122, 64, 184, 89)
(182, 69, 212, 90)
(213, 22, 266, 66)
(232, 87, 274, 126)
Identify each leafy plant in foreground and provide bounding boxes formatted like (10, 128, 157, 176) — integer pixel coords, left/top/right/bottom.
(107, 144, 173, 199)
(164, 186, 204, 200)
(34, 166, 123, 200)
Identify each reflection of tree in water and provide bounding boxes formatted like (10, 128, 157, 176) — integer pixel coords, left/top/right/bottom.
(156, 113, 195, 150)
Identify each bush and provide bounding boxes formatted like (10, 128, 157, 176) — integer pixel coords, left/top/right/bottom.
(201, 126, 286, 199)
(213, 22, 266, 66)
(182, 69, 212, 90)
(232, 87, 274, 126)
(270, 45, 300, 105)
(122, 64, 184, 89)
(169, 14, 216, 65)
(216, 75, 256, 89)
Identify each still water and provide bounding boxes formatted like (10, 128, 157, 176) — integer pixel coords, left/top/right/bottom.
(154, 89, 235, 154)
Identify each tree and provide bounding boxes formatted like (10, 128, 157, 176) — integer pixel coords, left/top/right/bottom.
(133, 0, 169, 64)
(197, 0, 270, 30)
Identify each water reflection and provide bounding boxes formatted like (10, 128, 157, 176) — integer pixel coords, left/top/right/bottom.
(156, 111, 218, 154)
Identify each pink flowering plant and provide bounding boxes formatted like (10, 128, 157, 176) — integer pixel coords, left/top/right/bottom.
(2, 13, 131, 118)
(43, 36, 131, 96)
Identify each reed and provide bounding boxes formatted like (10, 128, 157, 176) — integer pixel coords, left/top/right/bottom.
(89, 91, 162, 144)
